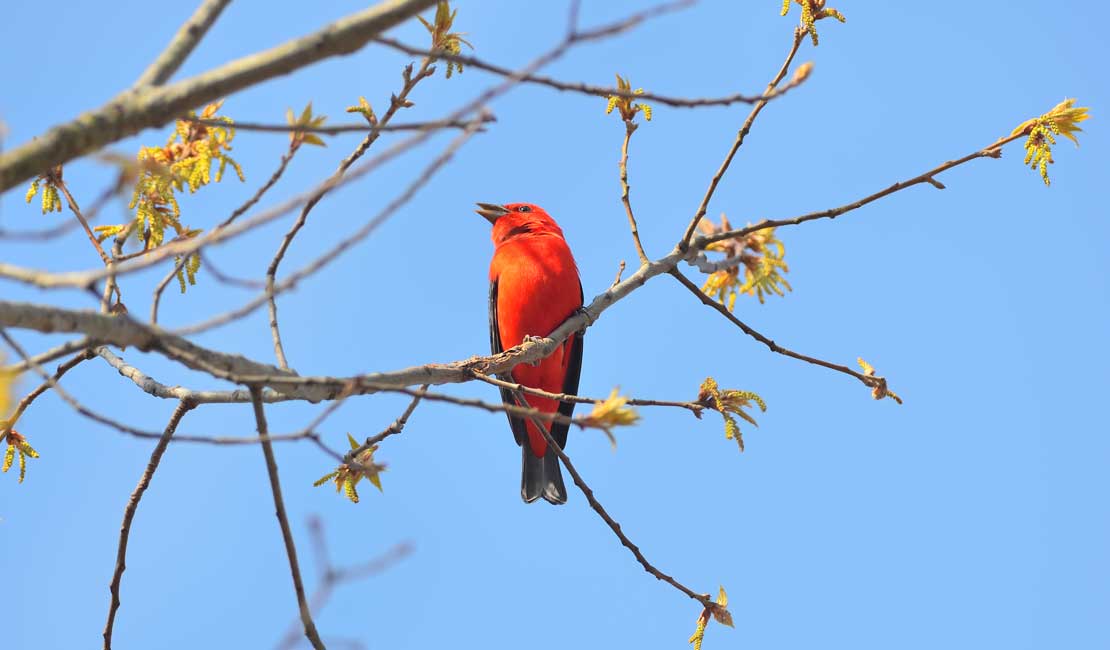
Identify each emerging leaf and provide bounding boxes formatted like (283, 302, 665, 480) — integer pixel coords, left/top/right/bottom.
(857, 357, 903, 404)
(1, 431, 39, 484)
(286, 102, 328, 147)
(698, 215, 791, 310)
(582, 388, 641, 447)
(782, 0, 846, 46)
(1011, 98, 1090, 186)
(345, 96, 378, 125)
(605, 73, 653, 123)
(419, 1, 473, 78)
(699, 378, 767, 452)
(313, 435, 389, 503)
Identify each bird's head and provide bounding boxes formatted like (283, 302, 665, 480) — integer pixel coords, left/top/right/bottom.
(476, 202, 564, 245)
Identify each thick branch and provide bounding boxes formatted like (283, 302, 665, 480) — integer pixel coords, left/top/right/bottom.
(133, 0, 233, 88)
(0, 0, 438, 191)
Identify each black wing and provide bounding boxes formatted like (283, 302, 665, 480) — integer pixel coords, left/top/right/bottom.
(490, 279, 529, 447)
(549, 284, 585, 451)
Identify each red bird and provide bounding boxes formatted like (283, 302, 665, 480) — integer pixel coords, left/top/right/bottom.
(478, 202, 584, 505)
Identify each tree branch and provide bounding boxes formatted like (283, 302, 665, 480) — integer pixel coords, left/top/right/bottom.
(249, 386, 327, 650)
(102, 399, 195, 650)
(619, 121, 650, 266)
(132, 0, 233, 88)
(0, 0, 439, 191)
(695, 133, 1024, 247)
(669, 268, 882, 391)
(680, 28, 807, 248)
(508, 389, 711, 608)
(266, 56, 436, 369)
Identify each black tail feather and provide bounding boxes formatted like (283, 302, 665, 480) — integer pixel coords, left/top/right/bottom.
(521, 447, 567, 505)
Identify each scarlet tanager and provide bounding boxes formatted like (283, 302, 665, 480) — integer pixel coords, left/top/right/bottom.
(477, 202, 584, 505)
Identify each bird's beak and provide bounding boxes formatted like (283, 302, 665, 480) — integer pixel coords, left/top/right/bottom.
(475, 202, 509, 225)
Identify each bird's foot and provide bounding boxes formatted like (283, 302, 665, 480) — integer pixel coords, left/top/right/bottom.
(574, 306, 596, 329)
(522, 335, 545, 366)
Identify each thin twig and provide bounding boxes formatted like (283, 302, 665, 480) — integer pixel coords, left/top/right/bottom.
(56, 179, 111, 265)
(267, 57, 436, 370)
(1, 349, 92, 435)
(508, 388, 711, 608)
(249, 386, 327, 650)
(186, 115, 495, 135)
(374, 32, 806, 109)
(0, 337, 93, 374)
(102, 399, 195, 650)
(619, 121, 649, 265)
(695, 133, 1023, 247)
(670, 268, 880, 389)
(0, 0, 694, 292)
(275, 518, 412, 650)
(179, 112, 488, 336)
(471, 371, 706, 417)
(151, 142, 299, 324)
(133, 0, 232, 88)
(680, 28, 807, 248)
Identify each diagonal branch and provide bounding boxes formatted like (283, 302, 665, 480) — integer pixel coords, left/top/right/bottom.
(267, 55, 436, 369)
(132, 0, 233, 88)
(102, 399, 196, 650)
(1, 349, 91, 435)
(249, 386, 327, 650)
(151, 140, 300, 324)
(695, 132, 1025, 247)
(0, 0, 439, 191)
(670, 268, 880, 390)
(507, 388, 711, 608)
(374, 36, 809, 109)
(680, 28, 807, 248)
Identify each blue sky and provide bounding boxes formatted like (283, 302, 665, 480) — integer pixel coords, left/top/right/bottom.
(2, 2, 1107, 649)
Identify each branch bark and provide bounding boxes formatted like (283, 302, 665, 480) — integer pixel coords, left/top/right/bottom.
(250, 386, 327, 650)
(0, 0, 438, 191)
(132, 0, 233, 88)
(102, 399, 195, 650)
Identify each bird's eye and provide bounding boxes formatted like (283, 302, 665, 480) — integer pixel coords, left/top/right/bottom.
(515, 205, 532, 213)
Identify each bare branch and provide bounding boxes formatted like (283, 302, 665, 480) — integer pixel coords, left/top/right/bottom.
(374, 34, 807, 109)
(695, 132, 1024, 247)
(1, 349, 92, 435)
(669, 269, 885, 392)
(186, 112, 488, 338)
(508, 389, 711, 608)
(0, 0, 439, 191)
(1, 337, 93, 374)
(103, 399, 195, 650)
(56, 179, 111, 265)
(276, 519, 412, 650)
(680, 28, 807, 247)
(619, 122, 650, 266)
(267, 56, 437, 370)
(249, 386, 327, 650)
(186, 115, 495, 135)
(132, 0, 233, 88)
